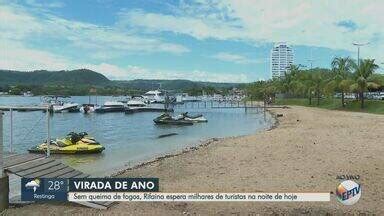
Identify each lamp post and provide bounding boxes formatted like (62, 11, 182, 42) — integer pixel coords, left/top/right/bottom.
(307, 59, 315, 70)
(353, 42, 369, 67)
(308, 48, 314, 70)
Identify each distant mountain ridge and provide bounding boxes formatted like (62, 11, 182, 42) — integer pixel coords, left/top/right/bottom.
(0, 69, 110, 86)
(0, 69, 242, 90)
(114, 79, 240, 90)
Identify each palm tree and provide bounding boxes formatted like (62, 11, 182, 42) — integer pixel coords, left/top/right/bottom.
(313, 72, 323, 106)
(351, 59, 379, 109)
(282, 65, 300, 96)
(331, 57, 353, 107)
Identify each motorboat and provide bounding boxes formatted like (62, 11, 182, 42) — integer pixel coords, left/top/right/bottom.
(52, 102, 80, 113)
(40, 95, 79, 113)
(143, 90, 165, 103)
(29, 132, 105, 154)
(80, 104, 96, 114)
(127, 96, 147, 107)
(23, 91, 34, 97)
(95, 101, 125, 113)
(153, 113, 193, 125)
(179, 112, 208, 123)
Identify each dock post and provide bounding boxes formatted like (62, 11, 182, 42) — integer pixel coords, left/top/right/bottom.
(9, 108, 13, 153)
(245, 101, 247, 113)
(46, 107, 51, 157)
(0, 111, 10, 212)
(0, 111, 3, 178)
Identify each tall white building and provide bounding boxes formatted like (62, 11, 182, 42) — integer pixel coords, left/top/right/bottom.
(270, 42, 294, 79)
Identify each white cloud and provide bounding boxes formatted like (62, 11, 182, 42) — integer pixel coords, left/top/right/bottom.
(84, 63, 132, 80)
(25, 0, 65, 8)
(0, 4, 44, 40)
(118, 9, 242, 40)
(82, 63, 249, 82)
(0, 3, 189, 61)
(46, 16, 189, 55)
(0, 39, 243, 82)
(3, 0, 382, 81)
(119, 0, 384, 61)
(0, 38, 248, 82)
(211, 52, 263, 64)
(0, 40, 74, 71)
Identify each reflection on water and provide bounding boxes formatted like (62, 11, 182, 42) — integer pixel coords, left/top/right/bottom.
(0, 96, 274, 176)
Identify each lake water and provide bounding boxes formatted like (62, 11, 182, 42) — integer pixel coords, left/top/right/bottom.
(0, 96, 274, 176)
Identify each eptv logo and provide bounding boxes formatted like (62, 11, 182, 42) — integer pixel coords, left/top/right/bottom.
(336, 180, 361, 205)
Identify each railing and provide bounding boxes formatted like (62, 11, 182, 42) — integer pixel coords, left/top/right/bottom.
(0, 106, 51, 157)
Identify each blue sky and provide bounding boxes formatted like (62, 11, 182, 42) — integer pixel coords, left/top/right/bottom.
(1, 0, 383, 82)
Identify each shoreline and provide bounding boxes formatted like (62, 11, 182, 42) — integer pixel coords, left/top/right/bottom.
(112, 109, 279, 177)
(5, 106, 384, 215)
(111, 137, 222, 177)
(111, 106, 383, 214)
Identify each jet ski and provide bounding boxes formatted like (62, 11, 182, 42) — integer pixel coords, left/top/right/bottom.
(28, 132, 105, 154)
(153, 113, 193, 125)
(179, 112, 208, 123)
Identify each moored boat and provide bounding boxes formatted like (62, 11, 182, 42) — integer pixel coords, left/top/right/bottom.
(143, 90, 165, 103)
(52, 102, 80, 113)
(40, 95, 79, 113)
(127, 96, 147, 107)
(95, 101, 125, 113)
(80, 104, 96, 114)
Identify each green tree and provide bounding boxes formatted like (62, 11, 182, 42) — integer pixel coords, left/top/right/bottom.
(282, 65, 300, 96)
(351, 59, 379, 109)
(303, 73, 315, 105)
(330, 57, 354, 107)
(313, 72, 323, 106)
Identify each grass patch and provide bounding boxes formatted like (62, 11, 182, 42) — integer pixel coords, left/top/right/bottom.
(274, 98, 384, 115)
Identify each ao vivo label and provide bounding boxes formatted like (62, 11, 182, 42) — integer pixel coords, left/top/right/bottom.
(68, 178, 159, 192)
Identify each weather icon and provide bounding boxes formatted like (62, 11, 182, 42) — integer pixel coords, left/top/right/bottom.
(25, 179, 41, 192)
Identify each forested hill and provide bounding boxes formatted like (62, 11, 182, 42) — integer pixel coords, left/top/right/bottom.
(113, 79, 240, 90)
(0, 69, 111, 86)
(0, 69, 242, 90)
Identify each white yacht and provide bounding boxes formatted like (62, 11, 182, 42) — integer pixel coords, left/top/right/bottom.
(95, 101, 125, 113)
(143, 90, 164, 103)
(52, 102, 79, 113)
(127, 96, 147, 107)
(41, 96, 79, 112)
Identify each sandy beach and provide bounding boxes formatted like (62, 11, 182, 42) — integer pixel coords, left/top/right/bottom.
(5, 106, 384, 215)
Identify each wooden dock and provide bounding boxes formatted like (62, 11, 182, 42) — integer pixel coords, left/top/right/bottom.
(211, 105, 289, 109)
(0, 106, 47, 112)
(4, 154, 89, 178)
(3, 153, 114, 209)
(125, 107, 174, 114)
(174, 101, 289, 110)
